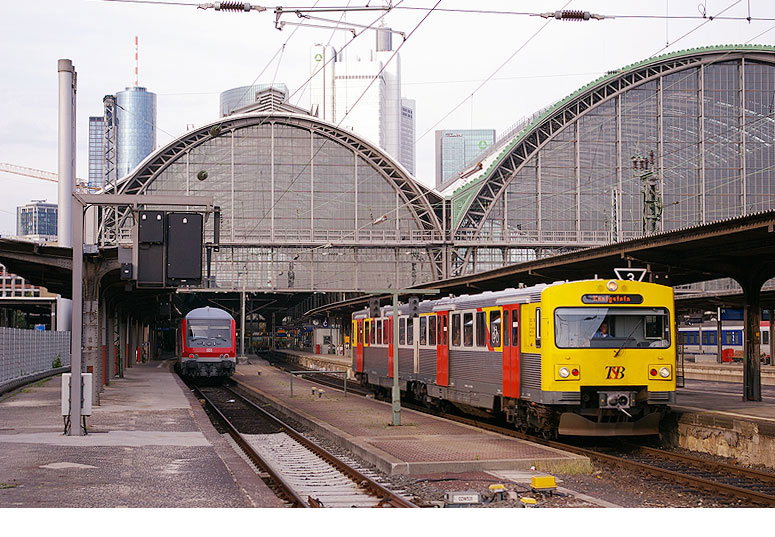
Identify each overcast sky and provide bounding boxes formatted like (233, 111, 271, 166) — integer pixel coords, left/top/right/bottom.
(1, 0, 774, 235)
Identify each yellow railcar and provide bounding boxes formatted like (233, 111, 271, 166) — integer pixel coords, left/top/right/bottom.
(353, 278, 676, 437)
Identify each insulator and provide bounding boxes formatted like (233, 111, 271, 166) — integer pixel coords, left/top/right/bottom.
(215, 1, 251, 11)
(555, 10, 591, 21)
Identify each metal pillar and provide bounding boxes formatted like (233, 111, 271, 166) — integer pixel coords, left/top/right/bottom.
(240, 290, 246, 357)
(118, 314, 126, 378)
(716, 306, 723, 364)
(68, 194, 83, 435)
(106, 311, 115, 381)
(391, 292, 400, 425)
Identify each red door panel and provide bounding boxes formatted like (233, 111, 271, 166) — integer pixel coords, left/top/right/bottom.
(356, 320, 364, 372)
(502, 305, 520, 398)
(436, 312, 449, 386)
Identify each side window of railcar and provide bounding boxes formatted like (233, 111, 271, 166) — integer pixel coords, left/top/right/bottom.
(384, 319, 390, 344)
(442, 315, 448, 345)
(476, 311, 486, 347)
(503, 310, 510, 347)
(399, 318, 406, 345)
(452, 314, 461, 346)
(407, 318, 414, 345)
(377, 320, 382, 345)
(364, 322, 370, 346)
(463, 312, 474, 347)
(429, 315, 437, 345)
(419, 317, 427, 345)
(490, 310, 501, 347)
(535, 308, 541, 348)
(512, 312, 519, 346)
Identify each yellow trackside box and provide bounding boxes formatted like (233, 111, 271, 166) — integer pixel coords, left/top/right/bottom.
(531, 475, 557, 491)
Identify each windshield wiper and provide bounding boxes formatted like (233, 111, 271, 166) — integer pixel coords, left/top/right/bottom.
(613, 318, 644, 358)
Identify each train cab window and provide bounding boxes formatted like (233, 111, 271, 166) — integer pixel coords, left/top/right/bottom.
(419, 317, 427, 345)
(407, 318, 414, 345)
(376, 320, 382, 345)
(452, 314, 461, 346)
(429, 315, 437, 346)
(476, 311, 487, 347)
(555, 307, 670, 349)
(187, 319, 233, 347)
(490, 311, 501, 347)
(365, 322, 371, 345)
(399, 318, 406, 345)
(463, 312, 474, 347)
(503, 310, 510, 347)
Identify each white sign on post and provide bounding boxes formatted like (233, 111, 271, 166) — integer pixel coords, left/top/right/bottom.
(613, 268, 647, 282)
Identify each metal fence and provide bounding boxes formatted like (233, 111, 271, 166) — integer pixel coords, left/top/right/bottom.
(0, 328, 71, 392)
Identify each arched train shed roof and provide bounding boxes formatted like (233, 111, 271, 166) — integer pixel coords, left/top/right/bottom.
(450, 44, 775, 233)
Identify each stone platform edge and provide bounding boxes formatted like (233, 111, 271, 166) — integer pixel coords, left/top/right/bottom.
(664, 407, 775, 468)
(232, 374, 590, 476)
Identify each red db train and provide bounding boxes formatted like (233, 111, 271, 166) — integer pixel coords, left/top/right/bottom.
(177, 307, 236, 380)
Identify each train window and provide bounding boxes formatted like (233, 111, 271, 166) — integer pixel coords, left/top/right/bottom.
(358, 322, 363, 345)
(490, 311, 501, 347)
(187, 320, 233, 347)
(384, 319, 390, 344)
(513, 313, 519, 346)
(419, 316, 427, 345)
(407, 318, 414, 345)
(376, 320, 382, 345)
(535, 309, 541, 348)
(764, 331, 769, 345)
(476, 311, 487, 347)
(554, 307, 670, 349)
(503, 310, 510, 347)
(442, 315, 448, 345)
(429, 315, 437, 346)
(399, 318, 406, 345)
(364, 322, 371, 346)
(452, 314, 461, 346)
(464, 312, 474, 347)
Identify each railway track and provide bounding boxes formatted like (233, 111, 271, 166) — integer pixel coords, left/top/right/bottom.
(193, 383, 416, 508)
(257, 356, 775, 506)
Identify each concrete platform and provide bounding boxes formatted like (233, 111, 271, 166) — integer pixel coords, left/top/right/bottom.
(233, 359, 591, 476)
(0, 360, 284, 508)
(272, 349, 775, 469)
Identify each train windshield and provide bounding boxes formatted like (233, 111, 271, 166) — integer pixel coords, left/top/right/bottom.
(187, 320, 232, 347)
(554, 307, 670, 349)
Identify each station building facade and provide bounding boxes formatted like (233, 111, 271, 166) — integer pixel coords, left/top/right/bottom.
(104, 45, 775, 297)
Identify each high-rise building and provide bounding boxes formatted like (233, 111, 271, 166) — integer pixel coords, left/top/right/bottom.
(16, 201, 58, 242)
(88, 116, 105, 189)
(115, 86, 156, 179)
(400, 99, 416, 174)
(220, 83, 290, 117)
(310, 27, 416, 174)
(89, 86, 156, 189)
(435, 129, 496, 187)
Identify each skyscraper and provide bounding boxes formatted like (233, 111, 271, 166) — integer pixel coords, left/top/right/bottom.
(115, 86, 156, 178)
(88, 116, 104, 189)
(310, 27, 415, 175)
(435, 129, 496, 187)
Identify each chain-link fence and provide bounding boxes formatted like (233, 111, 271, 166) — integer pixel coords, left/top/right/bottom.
(0, 328, 71, 393)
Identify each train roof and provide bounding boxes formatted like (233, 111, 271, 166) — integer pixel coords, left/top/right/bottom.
(185, 307, 235, 320)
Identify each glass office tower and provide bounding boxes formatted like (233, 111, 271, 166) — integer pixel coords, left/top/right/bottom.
(435, 129, 496, 187)
(116, 86, 156, 179)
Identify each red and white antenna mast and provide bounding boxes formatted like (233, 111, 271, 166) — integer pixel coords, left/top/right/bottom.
(134, 35, 139, 86)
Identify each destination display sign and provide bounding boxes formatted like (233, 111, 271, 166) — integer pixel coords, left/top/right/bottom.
(581, 294, 644, 304)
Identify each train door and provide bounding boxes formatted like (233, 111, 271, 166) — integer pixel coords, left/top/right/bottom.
(387, 316, 394, 378)
(355, 320, 364, 372)
(502, 305, 520, 398)
(436, 312, 449, 386)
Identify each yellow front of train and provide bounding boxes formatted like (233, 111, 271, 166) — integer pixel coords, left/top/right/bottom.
(537, 279, 676, 436)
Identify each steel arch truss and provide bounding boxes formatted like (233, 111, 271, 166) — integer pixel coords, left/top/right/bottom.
(453, 49, 774, 275)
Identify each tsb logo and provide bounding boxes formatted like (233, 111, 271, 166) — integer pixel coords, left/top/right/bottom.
(605, 366, 626, 379)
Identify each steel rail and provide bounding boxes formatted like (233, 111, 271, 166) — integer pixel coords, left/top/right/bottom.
(226, 383, 417, 508)
(192, 385, 309, 508)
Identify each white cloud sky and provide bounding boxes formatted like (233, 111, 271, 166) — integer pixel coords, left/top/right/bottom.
(1, 0, 774, 234)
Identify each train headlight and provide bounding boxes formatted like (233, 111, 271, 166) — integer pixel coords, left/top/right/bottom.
(606, 280, 618, 291)
(559, 367, 570, 378)
(659, 366, 670, 378)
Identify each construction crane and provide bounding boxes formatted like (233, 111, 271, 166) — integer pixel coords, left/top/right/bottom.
(0, 162, 95, 192)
